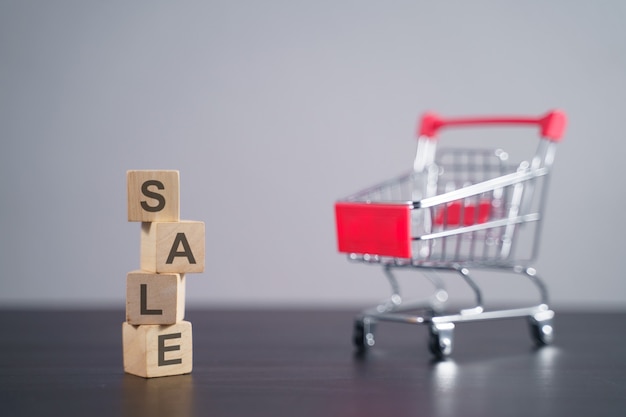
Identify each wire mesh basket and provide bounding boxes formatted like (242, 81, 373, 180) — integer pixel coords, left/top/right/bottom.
(335, 110, 566, 358)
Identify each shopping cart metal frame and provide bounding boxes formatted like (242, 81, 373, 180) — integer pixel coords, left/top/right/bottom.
(335, 111, 566, 358)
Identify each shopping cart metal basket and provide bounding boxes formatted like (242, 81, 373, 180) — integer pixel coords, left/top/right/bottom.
(334, 110, 566, 358)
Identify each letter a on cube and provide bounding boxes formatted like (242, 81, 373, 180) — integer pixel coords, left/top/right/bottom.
(127, 170, 180, 222)
(141, 221, 205, 273)
(122, 321, 193, 378)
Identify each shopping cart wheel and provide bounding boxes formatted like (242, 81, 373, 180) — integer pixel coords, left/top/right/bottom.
(353, 317, 376, 352)
(428, 322, 455, 359)
(528, 310, 555, 346)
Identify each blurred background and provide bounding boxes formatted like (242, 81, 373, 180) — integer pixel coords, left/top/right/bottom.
(1, 1, 625, 310)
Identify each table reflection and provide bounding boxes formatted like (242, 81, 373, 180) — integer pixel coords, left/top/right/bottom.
(429, 346, 563, 417)
(122, 373, 195, 417)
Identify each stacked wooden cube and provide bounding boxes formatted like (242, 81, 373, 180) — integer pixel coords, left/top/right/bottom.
(123, 170, 205, 378)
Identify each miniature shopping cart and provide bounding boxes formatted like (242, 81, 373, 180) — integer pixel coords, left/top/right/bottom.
(334, 110, 566, 358)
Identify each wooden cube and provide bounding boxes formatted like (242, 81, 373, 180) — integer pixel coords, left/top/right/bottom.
(122, 321, 193, 378)
(141, 221, 205, 273)
(126, 271, 186, 325)
(128, 170, 180, 222)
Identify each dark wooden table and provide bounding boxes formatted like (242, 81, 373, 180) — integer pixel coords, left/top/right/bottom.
(0, 308, 624, 416)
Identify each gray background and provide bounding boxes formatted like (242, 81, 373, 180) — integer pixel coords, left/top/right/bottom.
(1, 1, 624, 309)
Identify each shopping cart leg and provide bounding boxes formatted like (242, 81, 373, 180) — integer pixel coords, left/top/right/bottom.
(380, 265, 448, 314)
(517, 266, 550, 306)
(513, 266, 554, 346)
(455, 266, 484, 315)
(381, 264, 403, 311)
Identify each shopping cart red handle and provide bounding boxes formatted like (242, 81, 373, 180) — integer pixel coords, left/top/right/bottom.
(418, 110, 566, 142)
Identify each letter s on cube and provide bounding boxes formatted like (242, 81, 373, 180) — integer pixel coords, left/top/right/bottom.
(127, 170, 180, 222)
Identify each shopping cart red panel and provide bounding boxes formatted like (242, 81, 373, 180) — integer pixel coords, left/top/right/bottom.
(434, 200, 492, 226)
(335, 202, 412, 258)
